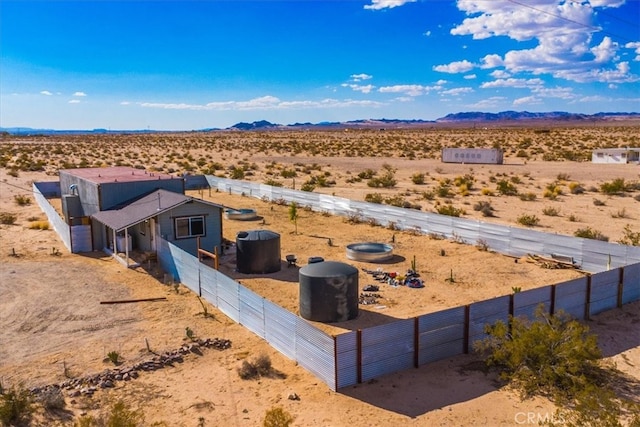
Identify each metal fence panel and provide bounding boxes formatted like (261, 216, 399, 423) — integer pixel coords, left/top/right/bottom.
(450, 218, 481, 245)
(239, 286, 265, 338)
(199, 264, 218, 303)
(582, 239, 629, 273)
(478, 222, 511, 253)
(171, 245, 200, 293)
(468, 296, 510, 343)
(33, 182, 71, 251)
(361, 319, 414, 382)
(295, 319, 336, 390)
(418, 308, 466, 365)
(335, 332, 358, 389)
(589, 269, 620, 316)
(70, 225, 92, 253)
(622, 263, 640, 304)
(508, 229, 545, 258)
(513, 286, 552, 319)
(217, 274, 240, 322)
(554, 277, 588, 319)
(264, 299, 297, 359)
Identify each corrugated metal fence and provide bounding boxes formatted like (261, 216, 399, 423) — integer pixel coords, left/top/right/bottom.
(33, 182, 71, 251)
(204, 176, 640, 272)
(156, 237, 337, 390)
(35, 177, 639, 391)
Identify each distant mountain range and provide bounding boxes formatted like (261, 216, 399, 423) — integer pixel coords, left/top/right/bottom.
(2, 111, 638, 135)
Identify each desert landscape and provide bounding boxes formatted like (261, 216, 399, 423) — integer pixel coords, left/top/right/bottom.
(1, 123, 639, 426)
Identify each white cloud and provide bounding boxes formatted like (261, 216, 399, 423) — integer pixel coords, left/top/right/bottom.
(464, 74, 477, 80)
(440, 87, 474, 96)
(513, 96, 542, 106)
(139, 96, 385, 111)
(68, 99, 81, 104)
(40, 90, 52, 96)
(449, 0, 636, 84)
(531, 86, 575, 100)
(364, 0, 415, 10)
(350, 73, 373, 82)
(120, 101, 131, 105)
(625, 42, 640, 61)
(490, 70, 511, 79)
(342, 84, 375, 94)
(481, 78, 544, 89)
(480, 54, 503, 69)
(591, 37, 618, 63)
(378, 83, 444, 96)
(424, 30, 431, 37)
(466, 96, 507, 109)
(433, 60, 475, 73)
(73, 91, 87, 97)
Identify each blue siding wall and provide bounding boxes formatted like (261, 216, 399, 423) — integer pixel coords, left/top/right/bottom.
(99, 179, 184, 210)
(157, 203, 222, 256)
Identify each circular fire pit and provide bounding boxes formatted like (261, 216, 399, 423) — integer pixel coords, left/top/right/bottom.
(346, 242, 393, 262)
(225, 208, 258, 221)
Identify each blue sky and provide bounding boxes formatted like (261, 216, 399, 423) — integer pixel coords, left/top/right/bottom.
(1, 0, 639, 130)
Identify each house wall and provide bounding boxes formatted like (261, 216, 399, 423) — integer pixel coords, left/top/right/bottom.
(59, 173, 100, 216)
(592, 151, 627, 164)
(99, 179, 184, 210)
(157, 202, 222, 256)
(441, 148, 503, 164)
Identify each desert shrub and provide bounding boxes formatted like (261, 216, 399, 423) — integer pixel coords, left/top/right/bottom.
(518, 192, 536, 201)
(367, 169, 396, 188)
(436, 184, 453, 198)
(384, 195, 407, 208)
(593, 198, 606, 206)
(280, 168, 296, 178)
(556, 172, 571, 181)
(253, 354, 272, 376)
(0, 212, 17, 225)
(7, 169, 19, 178)
(300, 182, 315, 192)
(0, 384, 34, 426)
(13, 195, 31, 206)
(475, 306, 638, 426)
(357, 169, 375, 180)
(106, 351, 121, 365)
(411, 172, 425, 185)
(421, 190, 435, 200)
(263, 406, 294, 427)
(610, 208, 629, 219)
(568, 214, 580, 222)
(516, 214, 539, 227)
(569, 182, 585, 194)
(38, 387, 65, 411)
(542, 206, 561, 216)
(29, 221, 50, 230)
(635, 194, 640, 202)
(473, 200, 494, 217)
(364, 193, 384, 204)
(480, 188, 494, 196)
(600, 178, 627, 195)
(618, 224, 640, 246)
(237, 360, 259, 380)
(543, 182, 563, 199)
(574, 227, 609, 241)
(476, 239, 489, 251)
(229, 167, 245, 179)
(263, 178, 283, 187)
(435, 204, 465, 217)
(515, 149, 529, 158)
(496, 179, 518, 196)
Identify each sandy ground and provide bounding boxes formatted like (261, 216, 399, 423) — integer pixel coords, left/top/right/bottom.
(1, 131, 640, 426)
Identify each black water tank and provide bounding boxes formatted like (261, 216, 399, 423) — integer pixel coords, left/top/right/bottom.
(299, 261, 359, 323)
(236, 230, 281, 274)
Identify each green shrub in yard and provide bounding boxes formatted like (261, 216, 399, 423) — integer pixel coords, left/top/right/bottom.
(574, 227, 609, 242)
(516, 214, 539, 227)
(600, 178, 628, 195)
(475, 306, 640, 427)
(496, 179, 518, 196)
(13, 195, 31, 206)
(0, 384, 34, 426)
(263, 406, 294, 427)
(435, 204, 465, 217)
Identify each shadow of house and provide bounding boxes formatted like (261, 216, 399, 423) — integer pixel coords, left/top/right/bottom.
(57, 167, 224, 266)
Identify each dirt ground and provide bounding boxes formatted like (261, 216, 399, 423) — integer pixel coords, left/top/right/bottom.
(1, 130, 640, 426)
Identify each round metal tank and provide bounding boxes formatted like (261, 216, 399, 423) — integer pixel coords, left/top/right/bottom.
(299, 261, 359, 323)
(236, 230, 281, 274)
(346, 242, 393, 262)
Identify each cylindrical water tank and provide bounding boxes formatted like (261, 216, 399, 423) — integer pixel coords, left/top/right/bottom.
(299, 261, 359, 323)
(236, 230, 281, 274)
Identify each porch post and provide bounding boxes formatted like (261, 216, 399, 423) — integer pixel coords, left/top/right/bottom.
(125, 227, 130, 267)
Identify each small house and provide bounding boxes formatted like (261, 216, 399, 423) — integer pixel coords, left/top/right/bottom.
(58, 167, 223, 265)
(591, 148, 640, 164)
(441, 148, 503, 164)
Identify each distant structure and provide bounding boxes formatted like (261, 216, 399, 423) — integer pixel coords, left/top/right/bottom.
(591, 148, 640, 164)
(441, 148, 504, 165)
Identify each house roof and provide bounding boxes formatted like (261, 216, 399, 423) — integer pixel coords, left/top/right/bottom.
(60, 166, 176, 185)
(92, 189, 223, 232)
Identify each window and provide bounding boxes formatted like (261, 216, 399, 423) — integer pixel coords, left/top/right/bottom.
(174, 216, 205, 239)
